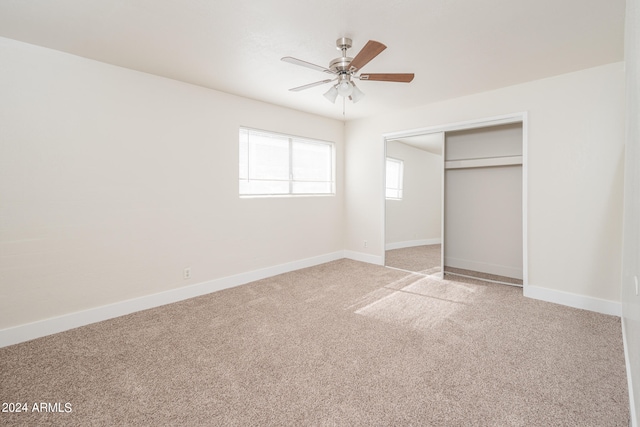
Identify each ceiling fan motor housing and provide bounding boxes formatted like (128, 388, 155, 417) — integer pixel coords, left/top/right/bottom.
(329, 56, 353, 73)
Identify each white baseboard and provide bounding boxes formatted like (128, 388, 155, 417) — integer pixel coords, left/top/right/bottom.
(385, 238, 441, 251)
(444, 256, 523, 280)
(622, 317, 638, 427)
(0, 251, 345, 348)
(344, 250, 384, 266)
(523, 285, 621, 317)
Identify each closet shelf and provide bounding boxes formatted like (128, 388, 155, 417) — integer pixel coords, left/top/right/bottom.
(445, 155, 522, 170)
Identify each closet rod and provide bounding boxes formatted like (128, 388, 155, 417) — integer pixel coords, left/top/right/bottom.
(445, 155, 522, 170)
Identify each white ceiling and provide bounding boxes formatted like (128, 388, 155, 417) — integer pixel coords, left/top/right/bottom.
(0, 0, 625, 121)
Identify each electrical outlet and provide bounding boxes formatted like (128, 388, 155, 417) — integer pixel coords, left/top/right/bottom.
(183, 267, 191, 280)
(635, 276, 639, 296)
(363, 240, 368, 248)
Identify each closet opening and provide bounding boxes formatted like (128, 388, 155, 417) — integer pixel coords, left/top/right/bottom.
(443, 123, 523, 285)
(382, 113, 528, 288)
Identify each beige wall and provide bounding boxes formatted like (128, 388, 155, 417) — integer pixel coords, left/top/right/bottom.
(0, 37, 345, 329)
(346, 62, 625, 303)
(385, 140, 441, 248)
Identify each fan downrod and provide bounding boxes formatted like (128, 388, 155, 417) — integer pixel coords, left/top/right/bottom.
(330, 38, 353, 73)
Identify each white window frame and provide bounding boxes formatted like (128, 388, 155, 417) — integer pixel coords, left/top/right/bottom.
(386, 157, 404, 200)
(239, 127, 336, 197)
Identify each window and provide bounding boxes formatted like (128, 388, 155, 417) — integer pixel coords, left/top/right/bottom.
(239, 128, 335, 196)
(386, 157, 404, 200)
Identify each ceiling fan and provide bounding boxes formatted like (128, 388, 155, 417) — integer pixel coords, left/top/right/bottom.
(282, 38, 414, 104)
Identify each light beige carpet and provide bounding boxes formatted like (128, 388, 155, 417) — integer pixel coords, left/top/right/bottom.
(0, 259, 629, 426)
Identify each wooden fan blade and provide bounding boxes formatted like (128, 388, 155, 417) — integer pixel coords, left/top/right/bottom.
(288, 79, 335, 92)
(359, 73, 415, 83)
(281, 57, 335, 74)
(349, 40, 386, 72)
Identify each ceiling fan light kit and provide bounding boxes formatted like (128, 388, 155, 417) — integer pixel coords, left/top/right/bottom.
(350, 84, 365, 103)
(336, 75, 353, 97)
(323, 85, 339, 103)
(282, 37, 414, 105)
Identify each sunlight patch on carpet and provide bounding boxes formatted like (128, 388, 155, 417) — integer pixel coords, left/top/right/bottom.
(351, 274, 484, 332)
